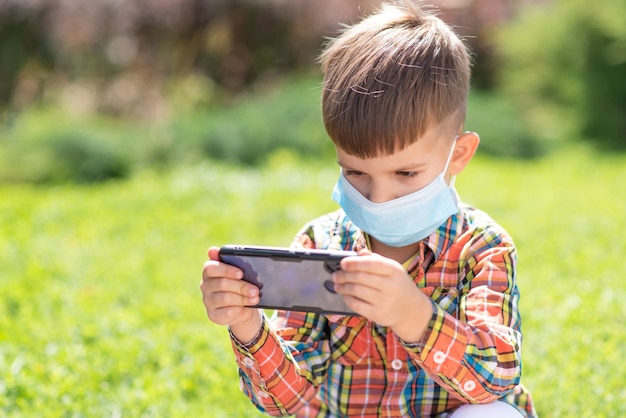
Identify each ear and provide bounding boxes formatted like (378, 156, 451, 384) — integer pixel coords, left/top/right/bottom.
(448, 131, 480, 177)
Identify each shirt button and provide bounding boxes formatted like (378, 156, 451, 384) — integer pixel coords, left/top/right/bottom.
(243, 357, 255, 368)
(433, 351, 446, 364)
(463, 380, 476, 392)
(391, 359, 403, 370)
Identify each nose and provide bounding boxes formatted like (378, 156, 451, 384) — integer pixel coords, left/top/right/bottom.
(367, 181, 394, 203)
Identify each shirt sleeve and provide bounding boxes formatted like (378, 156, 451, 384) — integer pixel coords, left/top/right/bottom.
(400, 230, 523, 404)
(229, 311, 331, 416)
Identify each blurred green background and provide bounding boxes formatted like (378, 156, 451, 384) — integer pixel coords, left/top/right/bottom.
(1, 0, 625, 416)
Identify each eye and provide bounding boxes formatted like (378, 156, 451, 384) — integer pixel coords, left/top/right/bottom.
(344, 169, 365, 177)
(397, 171, 418, 178)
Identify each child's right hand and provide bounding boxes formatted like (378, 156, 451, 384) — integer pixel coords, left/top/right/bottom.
(200, 247, 262, 341)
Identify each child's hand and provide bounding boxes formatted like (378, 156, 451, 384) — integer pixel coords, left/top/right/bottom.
(200, 247, 262, 342)
(332, 250, 432, 343)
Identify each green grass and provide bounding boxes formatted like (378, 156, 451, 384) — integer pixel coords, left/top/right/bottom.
(1, 146, 625, 417)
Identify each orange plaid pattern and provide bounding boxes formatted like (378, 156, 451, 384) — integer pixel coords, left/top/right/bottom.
(229, 204, 536, 417)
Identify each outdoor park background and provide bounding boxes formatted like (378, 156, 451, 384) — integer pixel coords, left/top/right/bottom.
(1, 0, 625, 416)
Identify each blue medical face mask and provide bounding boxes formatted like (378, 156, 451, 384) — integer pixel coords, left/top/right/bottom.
(331, 140, 459, 247)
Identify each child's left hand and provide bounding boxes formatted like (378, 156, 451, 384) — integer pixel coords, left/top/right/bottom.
(332, 249, 433, 343)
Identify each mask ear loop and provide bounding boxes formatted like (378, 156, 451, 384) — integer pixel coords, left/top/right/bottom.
(443, 136, 458, 187)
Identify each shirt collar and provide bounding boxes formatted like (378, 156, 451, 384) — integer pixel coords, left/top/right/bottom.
(422, 211, 462, 261)
(356, 210, 462, 262)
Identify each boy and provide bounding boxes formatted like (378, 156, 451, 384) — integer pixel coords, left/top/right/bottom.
(200, 1, 536, 417)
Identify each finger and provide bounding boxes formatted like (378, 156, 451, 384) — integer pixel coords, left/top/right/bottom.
(208, 306, 250, 326)
(333, 269, 379, 287)
(202, 259, 243, 281)
(341, 294, 376, 318)
(201, 276, 259, 299)
(340, 254, 396, 275)
(204, 285, 259, 309)
(208, 246, 220, 261)
(333, 277, 382, 303)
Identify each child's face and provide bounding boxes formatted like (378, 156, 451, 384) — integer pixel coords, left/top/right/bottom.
(336, 128, 454, 204)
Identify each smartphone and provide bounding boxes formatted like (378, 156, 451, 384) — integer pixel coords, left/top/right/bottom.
(218, 245, 358, 315)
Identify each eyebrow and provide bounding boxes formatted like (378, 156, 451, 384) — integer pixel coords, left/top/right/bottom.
(336, 160, 428, 171)
(394, 163, 428, 171)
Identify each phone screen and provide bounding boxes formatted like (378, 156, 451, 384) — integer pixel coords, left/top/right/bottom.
(219, 246, 357, 315)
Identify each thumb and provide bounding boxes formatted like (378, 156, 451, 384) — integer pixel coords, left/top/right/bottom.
(207, 246, 220, 261)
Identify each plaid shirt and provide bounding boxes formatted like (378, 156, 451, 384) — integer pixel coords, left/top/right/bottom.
(230, 203, 536, 417)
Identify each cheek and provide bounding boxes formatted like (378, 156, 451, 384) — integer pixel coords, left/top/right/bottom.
(394, 176, 437, 199)
(412, 172, 440, 190)
(345, 177, 369, 198)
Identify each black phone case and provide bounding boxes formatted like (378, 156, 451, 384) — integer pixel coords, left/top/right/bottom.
(218, 245, 358, 315)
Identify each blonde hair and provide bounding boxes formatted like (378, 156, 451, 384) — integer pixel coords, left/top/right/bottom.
(319, 0, 471, 158)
